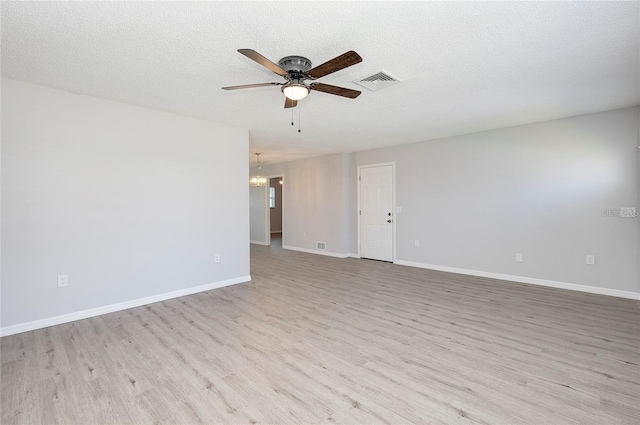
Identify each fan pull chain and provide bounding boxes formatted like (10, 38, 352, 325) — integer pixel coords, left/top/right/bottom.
(288, 101, 301, 133)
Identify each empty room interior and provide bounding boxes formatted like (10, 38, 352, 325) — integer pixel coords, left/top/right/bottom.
(1, 2, 639, 425)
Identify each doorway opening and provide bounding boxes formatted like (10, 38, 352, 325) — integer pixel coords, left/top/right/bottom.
(267, 176, 284, 247)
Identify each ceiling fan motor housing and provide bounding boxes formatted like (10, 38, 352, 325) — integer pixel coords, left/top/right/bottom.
(278, 56, 313, 78)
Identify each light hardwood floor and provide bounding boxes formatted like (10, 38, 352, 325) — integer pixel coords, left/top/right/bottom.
(2, 244, 639, 424)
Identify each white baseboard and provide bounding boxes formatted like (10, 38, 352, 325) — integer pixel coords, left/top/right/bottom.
(0, 275, 251, 337)
(250, 240, 269, 246)
(283, 245, 350, 258)
(348, 253, 360, 259)
(270, 230, 282, 234)
(394, 260, 639, 300)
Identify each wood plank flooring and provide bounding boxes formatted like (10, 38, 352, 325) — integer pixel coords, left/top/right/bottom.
(2, 244, 639, 424)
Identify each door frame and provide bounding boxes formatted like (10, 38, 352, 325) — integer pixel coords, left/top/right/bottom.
(357, 162, 396, 262)
(263, 174, 285, 246)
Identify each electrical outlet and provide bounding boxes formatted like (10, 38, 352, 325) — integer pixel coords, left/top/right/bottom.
(214, 254, 220, 263)
(515, 253, 523, 263)
(414, 240, 419, 247)
(586, 255, 595, 265)
(57, 274, 69, 288)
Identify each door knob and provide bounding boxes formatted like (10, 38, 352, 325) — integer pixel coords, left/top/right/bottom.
(387, 219, 392, 223)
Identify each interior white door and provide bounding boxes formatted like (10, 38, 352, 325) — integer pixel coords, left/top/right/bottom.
(359, 165, 393, 261)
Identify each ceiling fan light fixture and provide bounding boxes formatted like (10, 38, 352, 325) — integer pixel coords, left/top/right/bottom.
(282, 82, 309, 101)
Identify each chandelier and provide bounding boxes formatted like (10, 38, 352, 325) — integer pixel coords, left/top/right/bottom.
(249, 153, 267, 187)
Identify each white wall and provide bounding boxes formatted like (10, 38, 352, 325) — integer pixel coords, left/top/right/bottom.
(254, 153, 351, 256)
(1, 79, 250, 332)
(249, 185, 267, 244)
(356, 107, 638, 293)
(343, 153, 356, 254)
(250, 107, 638, 296)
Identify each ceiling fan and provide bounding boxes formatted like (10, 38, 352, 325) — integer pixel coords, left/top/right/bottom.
(222, 49, 363, 108)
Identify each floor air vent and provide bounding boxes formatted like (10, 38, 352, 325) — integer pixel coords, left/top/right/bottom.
(354, 71, 401, 91)
(316, 241, 326, 251)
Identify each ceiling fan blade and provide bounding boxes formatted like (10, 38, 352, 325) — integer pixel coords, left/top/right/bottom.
(284, 97, 298, 108)
(238, 49, 288, 77)
(310, 82, 361, 99)
(221, 82, 281, 90)
(307, 51, 362, 79)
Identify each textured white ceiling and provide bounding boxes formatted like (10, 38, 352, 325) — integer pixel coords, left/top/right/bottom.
(2, 1, 639, 165)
